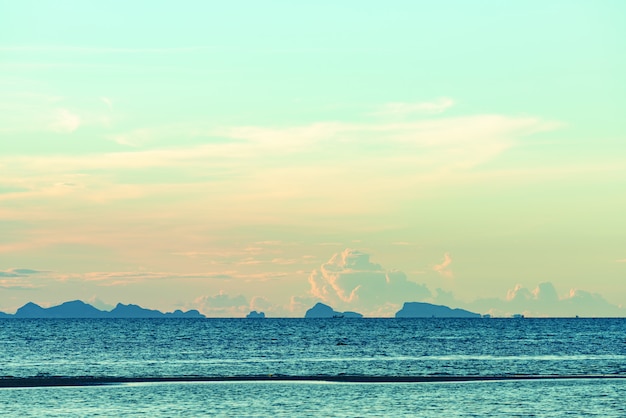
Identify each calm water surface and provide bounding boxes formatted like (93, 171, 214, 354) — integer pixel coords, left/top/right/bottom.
(1, 380, 625, 417)
(0, 318, 624, 416)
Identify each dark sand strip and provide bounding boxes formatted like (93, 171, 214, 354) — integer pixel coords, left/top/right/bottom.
(1, 375, 625, 388)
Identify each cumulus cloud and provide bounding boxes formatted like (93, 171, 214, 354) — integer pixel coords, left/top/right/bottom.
(507, 282, 561, 305)
(433, 252, 453, 278)
(288, 295, 316, 314)
(532, 282, 559, 301)
(432, 288, 457, 306)
(471, 282, 623, 317)
(560, 288, 623, 316)
(250, 296, 272, 312)
(85, 296, 115, 311)
(308, 249, 431, 315)
(194, 291, 250, 317)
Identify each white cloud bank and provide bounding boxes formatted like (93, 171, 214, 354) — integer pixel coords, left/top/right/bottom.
(305, 250, 623, 318)
(193, 292, 276, 317)
(194, 292, 249, 317)
(483, 282, 623, 317)
(2, 256, 622, 318)
(308, 248, 431, 316)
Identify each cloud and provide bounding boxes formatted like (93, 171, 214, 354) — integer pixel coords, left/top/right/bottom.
(507, 282, 558, 304)
(471, 282, 623, 317)
(100, 97, 113, 110)
(532, 282, 558, 301)
(0, 281, 38, 290)
(79, 271, 240, 285)
(432, 288, 457, 306)
(85, 296, 115, 311)
(194, 292, 249, 317)
(506, 284, 532, 301)
(0, 268, 46, 278)
(270, 258, 299, 265)
(289, 295, 317, 314)
(0, 268, 46, 289)
(255, 240, 283, 246)
(250, 296, 272, 312)
(1, 112, 562, 212)
(308, 249, 431, 315)
(375, 97, 455, 117)
(106, 128, 155, 147)
(0, 45, 212, 54)
(433, 252, 453, 278)
(50, 108, 80, 133)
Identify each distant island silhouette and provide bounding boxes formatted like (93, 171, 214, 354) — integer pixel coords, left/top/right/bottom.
(304, 302, 363, 318)
(395, 302, 481, 318)
(0, 300, 205, 318)
(0, 300, 484, 319)
(301, 301, 481, 318)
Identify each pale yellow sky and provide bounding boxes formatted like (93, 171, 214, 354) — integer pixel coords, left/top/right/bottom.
(1, 1, 625, 316)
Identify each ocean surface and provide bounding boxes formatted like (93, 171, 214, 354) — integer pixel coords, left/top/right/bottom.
(0, 318, 625, 416)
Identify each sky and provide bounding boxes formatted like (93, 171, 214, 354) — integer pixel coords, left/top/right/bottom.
(1, 1, 625, 317)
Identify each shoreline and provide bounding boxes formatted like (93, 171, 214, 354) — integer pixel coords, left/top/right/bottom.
(1, 374, 625, 388)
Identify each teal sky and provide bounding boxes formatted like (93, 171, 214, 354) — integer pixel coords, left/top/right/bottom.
(1, 1, 625, 316)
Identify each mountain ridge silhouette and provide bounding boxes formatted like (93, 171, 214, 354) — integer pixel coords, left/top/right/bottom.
(1, 300, 205, 318)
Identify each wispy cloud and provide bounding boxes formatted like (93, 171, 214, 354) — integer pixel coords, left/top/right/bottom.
(49, 108, 80, 133)
(3, 113, 558, 176)
(0, 45, 213, 54)
(106, 128, 154, 147)
(0, 281, 40, 290)
(0, 268, 47, 290)
(374, 97, 455, 117)
(0, 111, 585, 264)
(100, 97, 113, 110)
(81, 271, 237, 285)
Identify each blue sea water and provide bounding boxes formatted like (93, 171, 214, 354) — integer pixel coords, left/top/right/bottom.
(0, 318, 625, 416)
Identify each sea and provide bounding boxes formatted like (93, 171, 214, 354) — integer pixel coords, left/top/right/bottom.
(0, 318, 624, 417)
